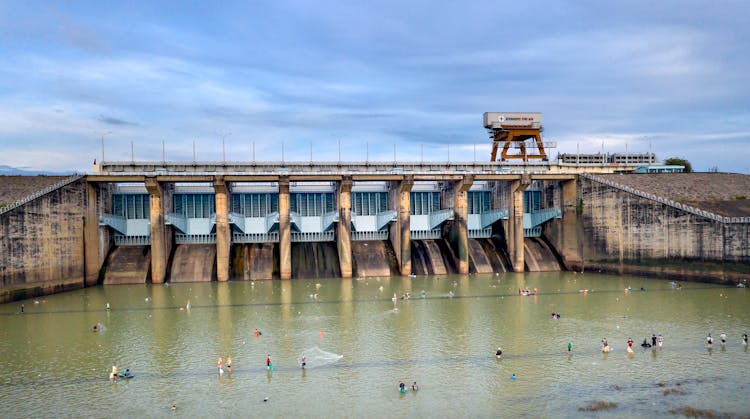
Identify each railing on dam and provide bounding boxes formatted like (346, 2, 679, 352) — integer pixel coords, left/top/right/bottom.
(114, 235, 151, 246)
(352, 230, 389, 241)
(175, 233, 216, 244)
(0, 174, 84, 216)
(96, 160, 647, 177)
(233, 232, 279, 243)
(583, 174, 750, 224)
(412, 229, 442, 240)
(292, 231, 334, 242)
(468, 228, 493, 238)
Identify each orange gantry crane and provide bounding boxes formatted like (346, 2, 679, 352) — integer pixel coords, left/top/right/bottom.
(484, 112, 549, 162)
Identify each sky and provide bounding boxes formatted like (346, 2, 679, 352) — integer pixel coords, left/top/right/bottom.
(1, 0, 749, 173)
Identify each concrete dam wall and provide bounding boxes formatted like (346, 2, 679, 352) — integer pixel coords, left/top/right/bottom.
(410, 238, 520, 275)
(103, 246, 150, 284)
(0, 177, 104, 303)
(5, 172, 748, 303)
(292, 242, 340, 279)
(553, 174, 750, 284)
(231, 243, 276, 280)
(170, 244, 216, 282)
(351, 241, 396, 277)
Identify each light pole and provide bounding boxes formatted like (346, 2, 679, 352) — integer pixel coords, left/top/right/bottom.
(219, 131, 231, 162)
(101, 131, 112, 163)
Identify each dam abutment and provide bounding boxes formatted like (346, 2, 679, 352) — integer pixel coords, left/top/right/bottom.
(1, 176, 93, 303)
(575, 174, 750, 283)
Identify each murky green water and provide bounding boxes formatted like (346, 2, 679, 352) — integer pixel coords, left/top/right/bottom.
(1, 273, 749, 418)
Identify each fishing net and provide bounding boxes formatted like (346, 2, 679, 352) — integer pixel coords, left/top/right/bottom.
(297, 346, 343, 369)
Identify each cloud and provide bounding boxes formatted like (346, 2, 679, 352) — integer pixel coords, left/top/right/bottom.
(0, 1, 748, 173)
(98, 115, 138, 126)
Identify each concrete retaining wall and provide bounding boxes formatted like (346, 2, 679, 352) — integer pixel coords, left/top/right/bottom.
(0, 179, 89, 302)
(574, 176, 750, 283)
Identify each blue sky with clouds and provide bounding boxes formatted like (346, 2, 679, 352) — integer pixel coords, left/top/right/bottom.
(1, 0, 749, 172)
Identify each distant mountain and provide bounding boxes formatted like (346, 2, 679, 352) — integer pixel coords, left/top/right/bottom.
(0, 165, 75, 176)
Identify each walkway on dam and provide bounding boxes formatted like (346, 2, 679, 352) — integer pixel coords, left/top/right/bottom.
(596, 173, 750, 217)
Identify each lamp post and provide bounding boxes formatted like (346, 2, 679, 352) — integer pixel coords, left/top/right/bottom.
(101, 131, 112, 163)
(219, 131, 231, 162)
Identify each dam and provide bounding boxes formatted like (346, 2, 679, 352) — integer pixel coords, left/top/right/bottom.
(2, 161, 749, 303)
(87, 161, 574, 284)
(2, 113, 749, 302)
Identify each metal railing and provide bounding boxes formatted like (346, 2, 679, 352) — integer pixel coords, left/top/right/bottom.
(524, 226, 542, 237)
(468, 228, 493, 238)
(0, 174, 83, 216)
(175, 233, 216, 244)
(98, 160, 648, 177)
(233, 232, 279, 243)
(583, 174, 750, 224)
(411, 229, 442, 240)
(352, 230, 389, 241)
(114, 235, 151, 246)
(291, 231, 335, 242)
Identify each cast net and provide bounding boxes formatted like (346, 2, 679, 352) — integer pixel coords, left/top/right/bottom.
(297, 346, 343, 369)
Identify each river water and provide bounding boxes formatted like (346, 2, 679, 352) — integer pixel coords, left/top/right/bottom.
(1, 272, 748, 418)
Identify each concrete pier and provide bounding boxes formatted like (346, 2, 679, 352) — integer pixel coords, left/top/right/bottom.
(452, 175, 473, 274)
(213, 177, 230, 282)
(509, 175, 531, 272)
(389, 176, 414, 276)
(145, 178, 168, 283)
(278, 176, 291, 280)
(336, 177, 353, 278)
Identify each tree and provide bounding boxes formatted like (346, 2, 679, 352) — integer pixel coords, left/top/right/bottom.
(664, 157, 692, 173)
